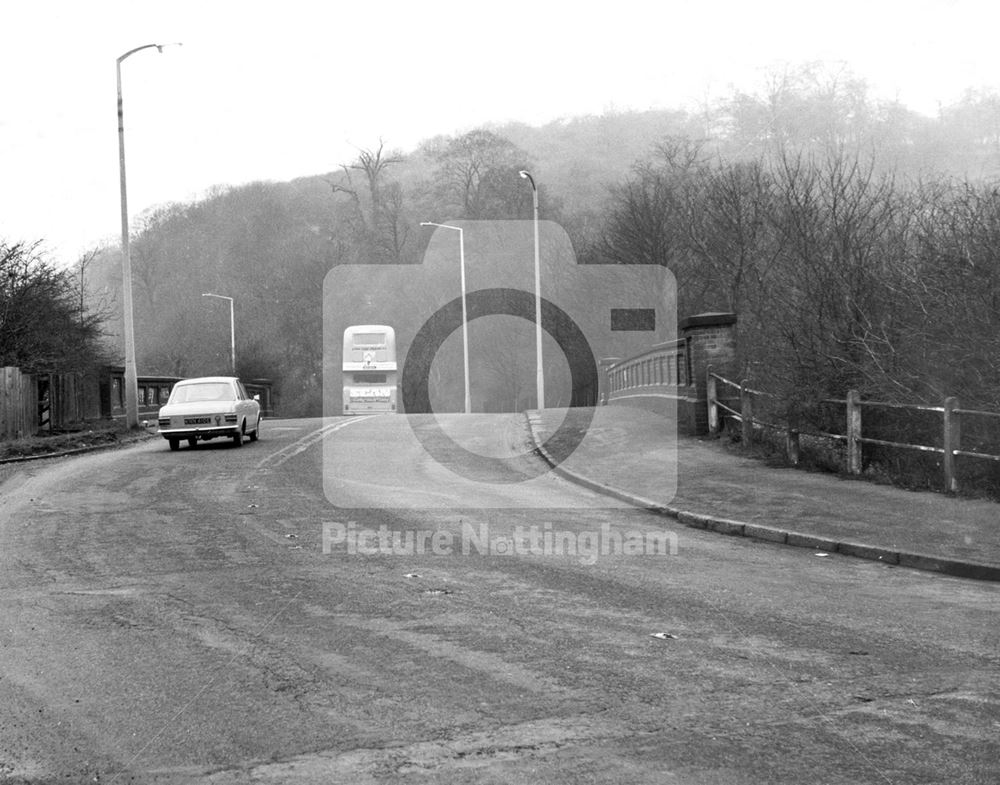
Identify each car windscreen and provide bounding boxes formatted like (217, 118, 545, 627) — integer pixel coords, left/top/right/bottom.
(168, 383, 235, 404)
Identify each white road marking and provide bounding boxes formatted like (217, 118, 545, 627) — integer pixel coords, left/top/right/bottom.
(256, 417, 373, 470)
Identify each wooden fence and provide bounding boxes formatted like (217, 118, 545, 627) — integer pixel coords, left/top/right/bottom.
(0, 368, 97, 439)
(706, 366, 1000, 493)
(0, 366, 38, 441)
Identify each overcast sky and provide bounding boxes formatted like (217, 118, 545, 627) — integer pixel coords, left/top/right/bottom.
(2, 0, 998, 263)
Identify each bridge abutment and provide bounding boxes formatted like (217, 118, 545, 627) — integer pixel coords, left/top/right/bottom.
(603, 312, 737, 435)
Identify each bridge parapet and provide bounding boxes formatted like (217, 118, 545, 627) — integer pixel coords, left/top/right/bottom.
(603, 312, 737, 434)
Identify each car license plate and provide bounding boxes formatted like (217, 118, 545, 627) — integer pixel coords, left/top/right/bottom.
(184, 417, 211, 425)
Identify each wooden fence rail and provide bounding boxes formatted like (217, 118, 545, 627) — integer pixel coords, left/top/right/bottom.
(706, 365, 1000, 493)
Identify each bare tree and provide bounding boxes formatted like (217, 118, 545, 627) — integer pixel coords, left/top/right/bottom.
(431, 129, 533, 219)
(328, 140, 409, 263)
(0, 241, 107, 373)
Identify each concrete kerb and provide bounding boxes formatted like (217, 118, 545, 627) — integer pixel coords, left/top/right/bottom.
(524, 412, 1000, 582)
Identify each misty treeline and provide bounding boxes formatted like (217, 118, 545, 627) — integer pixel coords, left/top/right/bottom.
(87, 129, 550, 414)
(601, 140, 1000, 413)
(74, 64, 1000, 416)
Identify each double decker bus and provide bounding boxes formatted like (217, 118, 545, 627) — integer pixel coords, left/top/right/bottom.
(342, 325, 398, 415)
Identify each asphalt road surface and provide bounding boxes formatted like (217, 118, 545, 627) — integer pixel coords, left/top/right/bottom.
(1, 415, 998, 784)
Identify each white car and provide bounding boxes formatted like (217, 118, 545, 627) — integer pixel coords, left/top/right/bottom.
(157, 376, 261, 450)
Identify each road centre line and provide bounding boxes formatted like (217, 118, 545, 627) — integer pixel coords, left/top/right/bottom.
(257, 416, 373, 469)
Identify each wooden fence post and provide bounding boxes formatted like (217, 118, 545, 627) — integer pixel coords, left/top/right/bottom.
(786, 429, 800, 465)
(846, 389, 862, 475)
(706, 365, 718, 434)
(943, 396, 960, 493)
(785, 402, 800, 465)
(740, 379, 753, 449)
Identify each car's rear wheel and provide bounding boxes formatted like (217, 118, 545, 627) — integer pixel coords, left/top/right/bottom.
(232, 427, 244, 447)
(249, 417, 260, 442)
(168, 438, 179, 451)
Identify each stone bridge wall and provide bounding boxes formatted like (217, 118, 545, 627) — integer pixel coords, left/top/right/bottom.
(602, 312, 738, 435)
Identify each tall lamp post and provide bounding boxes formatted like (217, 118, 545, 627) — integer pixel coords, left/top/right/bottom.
(202, 293, 236, 375)
(420, 222, 471, 414)
(117, 42, 179, 428)
(519, 170, 545, 410)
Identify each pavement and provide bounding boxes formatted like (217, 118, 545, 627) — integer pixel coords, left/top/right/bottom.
(526, 405, 1000, 582)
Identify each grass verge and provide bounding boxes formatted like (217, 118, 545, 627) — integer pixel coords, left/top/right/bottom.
(0, 421, 157, 461)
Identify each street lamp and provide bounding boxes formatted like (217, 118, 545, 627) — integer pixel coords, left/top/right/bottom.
(519, 170, 545, 410)
(117, 42, 180, 428)
(202, 293, 236, 375)
(420, 222, 471, 414)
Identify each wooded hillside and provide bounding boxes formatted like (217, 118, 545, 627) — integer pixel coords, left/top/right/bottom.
(79, 65, 1000, 416)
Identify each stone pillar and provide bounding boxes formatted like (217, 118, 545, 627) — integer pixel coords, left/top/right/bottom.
(680, 312, 738, 434)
